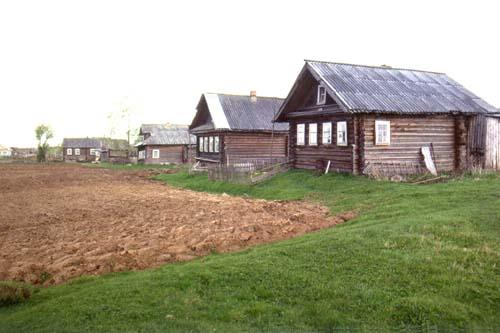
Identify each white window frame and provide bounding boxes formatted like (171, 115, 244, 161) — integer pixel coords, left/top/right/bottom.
(67, 148, 72, 156)
(317, 85, 326, 105)
(199, 137, 204, 152)
(297, 123, 305, 146)
(336, 121, 348, 146)
(308, 123, 318, 146)
(214, 136, 220, 153)
(74, 148, 80, 156)
(322, 122, 332, 145)
(375, 120, 391, 146)
(152, 149, 160, 159)
(89, 148, 97, 156)
(209, 136, 214, 152)
(138, 150, 145, 159)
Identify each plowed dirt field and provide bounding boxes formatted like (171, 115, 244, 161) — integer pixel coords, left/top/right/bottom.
(0, 164, 352, 285)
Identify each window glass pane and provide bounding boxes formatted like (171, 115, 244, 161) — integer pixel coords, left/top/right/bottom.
(209, 137, 214, 152)
(375, 120, 390, 145)
(199, 137, 203, 152)
(204, 137, 209, 152)
(67, 148, 72, 155)
(309, 123, 317, 145)
(337, 121, 347, 145)
(297, 124, 305, 145)
(317, 86, 326, 105)
(322, 122, 332, 144)
(214, 136, 220, 152)
(75, 148, 80, 156)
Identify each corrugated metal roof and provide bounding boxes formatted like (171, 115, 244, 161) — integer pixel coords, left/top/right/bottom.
(138, 124, 195, 146)
(62, 138, 104, 148)
(305, 60, 497, 114)
(216, 94, 288, 131)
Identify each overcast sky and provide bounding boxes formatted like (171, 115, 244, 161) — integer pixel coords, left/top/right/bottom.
(0, 0, 498, 147)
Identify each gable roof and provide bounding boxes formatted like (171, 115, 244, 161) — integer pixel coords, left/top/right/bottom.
(190, 93, 288, 132)
(62, 138, 129, 149)
(276, 60, 497, 120)
(137, 124, 195, 146)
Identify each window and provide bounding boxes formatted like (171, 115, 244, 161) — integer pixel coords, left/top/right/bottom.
(309, 123, 318, 146)
(297, 124, 305, 145)
(322, 122, 332, 144)
(74, 148, 80, 156)
(317, 85, 326, 105)
(67, 148, 72, 155)
(152, 149, 160, 159)
(199, 137, 204, 152)
(214, 136, 220, 152)
(375, 120, 391, 145)
(138, 150, 145, 159)
(204, 137, 209, 152)
(209, 136, 214, 152)
(90, 149, 97, 156)
(337, 121, 347, 146)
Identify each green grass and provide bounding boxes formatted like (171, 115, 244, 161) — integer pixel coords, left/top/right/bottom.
(1, 170, 499, 332)
(84, 162, 178, 171)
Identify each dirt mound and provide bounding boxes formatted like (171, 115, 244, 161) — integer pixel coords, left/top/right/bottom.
(0, 164, 354, 285)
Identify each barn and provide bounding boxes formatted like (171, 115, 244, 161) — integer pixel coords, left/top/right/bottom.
(135, 124, 196, 164)
(274, 60, 498, 175)
(63, 138, 129, 162)
(189, 91, 289, 165)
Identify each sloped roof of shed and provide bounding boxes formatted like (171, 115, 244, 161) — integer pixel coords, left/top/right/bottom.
(138, 124, 195, 145)
(62, 138, 104, 148)
(277, 60, 497, 118)
(190, 93, 288, 132)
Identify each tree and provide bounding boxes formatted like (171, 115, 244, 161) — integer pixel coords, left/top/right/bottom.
(35, 124, 54, 162)
(107, 97, 140, 146)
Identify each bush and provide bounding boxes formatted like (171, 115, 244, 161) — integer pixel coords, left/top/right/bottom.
(0, 281, 32, 307)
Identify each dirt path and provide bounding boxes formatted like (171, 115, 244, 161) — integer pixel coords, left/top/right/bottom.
(0, 164, 353, 285)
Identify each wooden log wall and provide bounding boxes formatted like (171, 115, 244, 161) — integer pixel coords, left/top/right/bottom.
(144, 145, 185, 164)
(224, 132, 288, 164)
(362, 115, 456, 172)
(288, 115, 354, 172)
(63, 147, 95, 162)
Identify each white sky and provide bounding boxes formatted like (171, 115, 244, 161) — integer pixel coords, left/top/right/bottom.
(0, 0, 498, 147)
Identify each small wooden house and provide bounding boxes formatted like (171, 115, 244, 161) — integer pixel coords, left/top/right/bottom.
(136, 124, 195, 164)
(0, 145, 12, 158)
(11, 147, 37, 159)
(274, 60, 498, 175)
(62, 138, 129, 162)
(189, 92, 289, 165)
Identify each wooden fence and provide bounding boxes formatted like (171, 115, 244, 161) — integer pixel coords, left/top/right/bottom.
(207, 158, 291, 184)
(363, 161, 427, 179)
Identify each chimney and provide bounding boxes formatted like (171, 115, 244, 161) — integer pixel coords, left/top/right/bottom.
(250, 90, 257, 102)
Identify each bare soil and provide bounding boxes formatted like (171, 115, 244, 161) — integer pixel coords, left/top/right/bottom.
(0, 164, 353, 285)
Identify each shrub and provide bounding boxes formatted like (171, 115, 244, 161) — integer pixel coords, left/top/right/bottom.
(0, 281, 32, 307)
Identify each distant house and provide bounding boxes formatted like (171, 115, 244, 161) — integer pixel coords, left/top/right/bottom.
(274, 60, 498, 175)
(189, 91, 289, 165)
(11, 147, 37, 159)
(0, 145, 12, 158)
(62, 138, 129, 162)
(135, 124, 195, 164)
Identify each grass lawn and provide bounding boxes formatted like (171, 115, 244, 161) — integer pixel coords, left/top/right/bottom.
(84, 162, 178, 171)
(1, 170, 499, 332)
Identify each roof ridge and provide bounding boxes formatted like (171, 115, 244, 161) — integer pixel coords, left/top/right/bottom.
(304, 59, 445, 75)
(205, 92, 284, 100)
